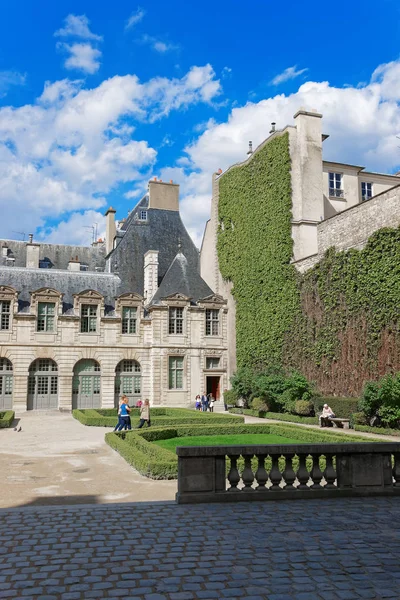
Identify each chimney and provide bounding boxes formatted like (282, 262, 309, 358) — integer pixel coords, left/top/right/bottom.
(2, 244, 8, 258)
(247, 141, 253, 155)
(105, 206, 116, 255)
(269, 122, 276, 134)
(68, 255, 81, 272)
(148, 180, 179, 212)
(144, 250, 159, 304)
(26, 235, 40, 268)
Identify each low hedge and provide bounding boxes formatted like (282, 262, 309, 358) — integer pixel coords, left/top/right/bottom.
(354, 424, 400, 437)
(73, 408, 244, 428)
(229, 408, 318, 425)
(314, 397, 359, 419)
(106, 421, 378, 480)
(0, 411, 14, 428)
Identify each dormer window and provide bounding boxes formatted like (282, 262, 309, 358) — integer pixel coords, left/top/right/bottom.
(0, 300, 10, 330)
(206, 309, 219, 336)
(140, 210, 147, 221)
(37, 302, 55, 332)
(81, 304, 97, 333)
(122, 306, 137, 334)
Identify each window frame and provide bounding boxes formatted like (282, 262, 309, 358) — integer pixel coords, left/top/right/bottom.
(205, 308, 220, 336)
(122, 306, 137, 334)
(361, 181, 373, 202)
(328, 172, 344, 198)
(168, 356, 184, 389)
(0, 300, 11, 331)
(80, 304, 98, 333)
(168, 306, 184, 335)
(37, 302, 56, 332)
(206, 356, 220, 369)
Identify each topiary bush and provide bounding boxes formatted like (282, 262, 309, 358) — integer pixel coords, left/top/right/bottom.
(250, 397, 271, 413)
(351, 412, 368, 426)
(0, 411, 14, 428)
(295, 400, 314, 416)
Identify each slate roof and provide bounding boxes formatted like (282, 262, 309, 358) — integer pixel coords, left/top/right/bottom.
(108, 204, 201, 296)
(0, 240, 106, 271)
(0, 267, 121, 313)
(150, 252, 213, 305)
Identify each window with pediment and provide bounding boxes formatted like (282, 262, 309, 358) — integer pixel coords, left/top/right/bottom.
(37, 302, 55, 332)
(206, 309, 220, 336)
(169, 307, 184, 334)
(81, 304, 98, 333)
(0, 286, 17, 331)
(0, 301, 10, 330)
(122, 307, 137, 334)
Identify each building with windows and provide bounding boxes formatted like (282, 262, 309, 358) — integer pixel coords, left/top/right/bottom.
(0, 179, 228, 412)
(200, 108, 400, 374)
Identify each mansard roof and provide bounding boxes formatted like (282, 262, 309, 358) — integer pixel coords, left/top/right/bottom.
(0, 240, 106, 271)
(0, 267, 121, 312)
(150, 252, 213, 306)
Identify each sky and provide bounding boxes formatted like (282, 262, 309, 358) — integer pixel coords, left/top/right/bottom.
(0, 0, 400, 248)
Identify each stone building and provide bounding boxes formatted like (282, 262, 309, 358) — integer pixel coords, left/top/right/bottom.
(200, 108, 400, 374)
(0, 180, 228, 412)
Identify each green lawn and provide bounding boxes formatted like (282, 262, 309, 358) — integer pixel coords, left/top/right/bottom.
(154, 433, 302, 453)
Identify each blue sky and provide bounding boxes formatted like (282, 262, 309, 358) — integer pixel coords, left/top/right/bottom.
(0, 0, 400, 246)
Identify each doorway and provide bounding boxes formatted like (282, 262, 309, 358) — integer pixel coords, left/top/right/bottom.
(206, 376, 220, 400)
(27, 359, 58, 410)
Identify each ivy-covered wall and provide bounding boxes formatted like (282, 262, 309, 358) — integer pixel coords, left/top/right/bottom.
(217, 133, 400, 396)
(217, 133, 299, 369)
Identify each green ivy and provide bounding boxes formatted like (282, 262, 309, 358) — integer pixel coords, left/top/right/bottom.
(217, 133, 400, 395)
(218, 133, 299, 368)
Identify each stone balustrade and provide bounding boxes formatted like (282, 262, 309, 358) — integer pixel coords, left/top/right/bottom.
(176, 443, 400, 504)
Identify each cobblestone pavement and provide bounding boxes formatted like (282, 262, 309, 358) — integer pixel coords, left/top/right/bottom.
(0, 497, 399, 600)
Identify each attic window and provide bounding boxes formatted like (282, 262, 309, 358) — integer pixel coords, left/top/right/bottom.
(39, 259, 51, 269)
(139, 210, 147, 221)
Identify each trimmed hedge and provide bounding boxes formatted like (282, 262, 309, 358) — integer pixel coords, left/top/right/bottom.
(0, 411, 14, 428)
(314, 397, 359, 419)
(354, 424, 400, 437)
(106, 421, 378, 480)
(73, 408, 244, 428)
(229, 408, 318, 425)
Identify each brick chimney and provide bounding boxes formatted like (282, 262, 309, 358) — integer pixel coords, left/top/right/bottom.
(105, 206, 116, 255)
(148, 180, 179, 211)
(26, 234, 40, 268)
(144, 250, 159, 303)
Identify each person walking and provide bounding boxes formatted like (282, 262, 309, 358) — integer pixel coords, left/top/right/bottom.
(209, 394, 215, 412)
(113, 397, 124, 431)
(195, 395, 202, 411)
(137, 398, 151, 428)
(201, 392, 208, 412)
(115, 396, 131, 431)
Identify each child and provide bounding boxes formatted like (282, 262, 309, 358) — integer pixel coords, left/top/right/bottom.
(137, 398, 151, 428)
(195, 395, 202, 411)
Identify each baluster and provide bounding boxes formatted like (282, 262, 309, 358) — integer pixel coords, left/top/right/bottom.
(310, 453, 323, 488)
(283, 454, 296, 489)
(269, 454, 282, 490)
(227, 455, 241, 492)
(255, 455, 269, 491)
(242, 454, 255, 491)
(393, 453, 400, 487)
(296, 454, 310, 490)
(323, 454, 336, 489)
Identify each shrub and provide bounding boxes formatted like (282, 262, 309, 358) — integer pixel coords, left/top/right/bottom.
(73, 408, 244, 427)
(354, 424, 400, 436)
(0, 411, 14, 428)
(351, 412, 368, 426)
(378, 405, 400, 428)
(229, 408, 318, 425)
(250, 397, 271, 412)
(223, 389, 239, 407)
(358, 373, 400, 426)
(359, 381, 382, 418)
(315, 397, 359, 419)
(295, 400, 314, 416)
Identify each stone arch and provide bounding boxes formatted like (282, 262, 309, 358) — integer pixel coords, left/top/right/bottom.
(0, 357, 13, 410)
(72, 359, 101, 409)
(27, 358, 59, 411)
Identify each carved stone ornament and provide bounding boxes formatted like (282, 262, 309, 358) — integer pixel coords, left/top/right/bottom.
(167, 348, 186, 355)
(198, 294, 227, 306)
(162, 293, 192, 306)
(0, 285, 17, 301)
(204, 349, 222, 356)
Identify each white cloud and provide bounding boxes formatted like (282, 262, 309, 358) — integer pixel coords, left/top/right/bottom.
(271, 65, 308, 85)
(221, 66, 232, 79)
(125, 7, 145, 30)
(169, 59, 400, 247)
(124, 188, 145, 199)
(55, 14, 102, 41)
(0, 70, 26, 97)
(0, 65, 222, 241)
(39, 210, 106, 245)
(141, 34, 178, 53)
(59, 42, 102, 74)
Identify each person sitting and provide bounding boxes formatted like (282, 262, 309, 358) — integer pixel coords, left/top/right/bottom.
(319, 403, 336, 427)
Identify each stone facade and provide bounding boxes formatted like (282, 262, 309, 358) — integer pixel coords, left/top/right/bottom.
(0, 181, 228, 413)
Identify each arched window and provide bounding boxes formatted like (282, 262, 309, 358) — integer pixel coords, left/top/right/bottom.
(115, 360, 141, 407)
(72, 359, 101, 409)
(0, 358, 13, 410)
(27, 359, 58, 410)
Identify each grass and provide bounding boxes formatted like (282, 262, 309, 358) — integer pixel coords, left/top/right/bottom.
(154, 433, 302, 453)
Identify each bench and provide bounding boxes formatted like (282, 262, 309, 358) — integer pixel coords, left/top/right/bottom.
(319, 416, 350, 429)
